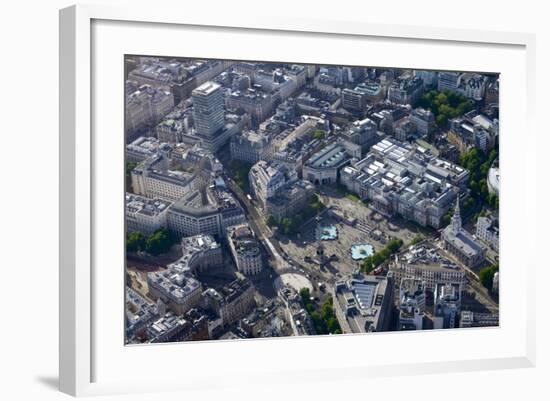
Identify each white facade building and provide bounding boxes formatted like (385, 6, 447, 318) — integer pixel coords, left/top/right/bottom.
(125, 193, 172, 235)
(227, 223, 263, 276)
(398, 278, 426, 331)
(249, 160, 289, 207)
(167, 187, 245, 239)
(433, 282, 462, 329)
(131, 155, 196, 201)
(192, 81, 225, 138)
(410, 107, 435, 136)
(437, 71, 461, 93)
(441, 197, 486, 268)
(169, 235, 223, 274)
(476, 215, 499, 251)
(340, 138, 467, 229)
(125, 83, 175, 133)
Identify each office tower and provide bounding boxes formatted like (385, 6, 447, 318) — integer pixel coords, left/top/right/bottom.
(192, 81, 225, 137)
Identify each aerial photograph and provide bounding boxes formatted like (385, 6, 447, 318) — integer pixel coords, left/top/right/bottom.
(124, 57, 500, 344)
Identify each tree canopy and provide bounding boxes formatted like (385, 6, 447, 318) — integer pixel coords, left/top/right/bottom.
(126, 231, 146, 252)
(479, 263, 499, 291)
(126, 228, 175, 256)
(145, 228, 175, 256)
(312, 129, 326, 140)
(459, 147, 499, 214)
(230, 160, 253, 192)
(299, 288, 341, 335)
(361, 238, 404, 274)
(416, 90, 474, 128)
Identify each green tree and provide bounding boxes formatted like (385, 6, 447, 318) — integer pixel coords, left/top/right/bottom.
(479, 263, 499, 290)
(145, 228, 174, 256)
(312, 129, 326, 140)
(126, 231, 146, 253)
(327, 317, 340, 333)
(266, 215, 277, 228)
(361, 238, 403, 273)
(299, 288, 311, 302)
(230, 160, 253, 191)
(458, 147, 499, 214)
(416, 90, 473, 128)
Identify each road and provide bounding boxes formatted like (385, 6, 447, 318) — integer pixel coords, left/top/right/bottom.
(435, 240, 499, 313)
(225, 178, 331, 292)
(225, 178, 291, 272)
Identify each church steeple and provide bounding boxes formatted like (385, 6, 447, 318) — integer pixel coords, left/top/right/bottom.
(451, 195, 462, 233)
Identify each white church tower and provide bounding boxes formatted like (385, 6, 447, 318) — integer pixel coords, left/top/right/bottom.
(451, 195, 462, 234)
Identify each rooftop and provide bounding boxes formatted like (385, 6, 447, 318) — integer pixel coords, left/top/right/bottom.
(442, 225, 485, 258)
(193, 81, 221, 96)
(334, 272, 392, 333)
(125, 193, 172, 218)
(305, 142, 350, 170)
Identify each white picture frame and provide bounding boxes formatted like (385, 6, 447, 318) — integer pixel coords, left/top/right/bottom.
(59, 3, 536, 397)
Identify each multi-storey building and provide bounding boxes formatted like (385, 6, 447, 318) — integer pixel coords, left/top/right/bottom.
(278, 286, 317, 336)
(168, 235, 223, 275)
(449, 119, 483, 152)
(438, 71, 461, 93)
(341, 117, 379, 152)
(286, 64, 308, 89)
(398, 278, 426, 330)
(192, 81, 225, 138)
(389, 243, 466, 292)
(226, 87, 275, 127)
(433, 282, 462, 329)
(410, 107, 436, 136)
(131, 155, 196, 201)
(125, 288, 160, 342)
(227, 223, 263, 276)
(128, 59, 229, 102)
(341, 88, 367, 113)
(340, 138, 468, 228)
(387, 76, 424, 105)
(448, 112, 498, 153)
(146, 310, 209, 343)
(371, 106, 409, 135)
(442, 197, 486, 268)
(125, 83, 175, 134)
(393, 117, 417, 142)
(315, 66, 343, 92)
(414, 70, 438, 88)
(476, 215, 499, 251)
(354, 81, 386, 103)
(485, 79, 499, 104)
(125, 193, 172, 235)
(249, 160, 289, 207)
(126, 136, 161, 163)
(203, 278, 256, 327)
(254, 67, 301, 101)
(459, 73, 486, 100)
(459, 310, 499, 328)
(155, 116, 187, 144)
(303, 142, 351, 186)
(265, 180, 315, 220)
(147, 268, 202, 316)
(167, 187, 245, 239)
(333, 271, 394, 334)
(230, 130, 272, 164)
